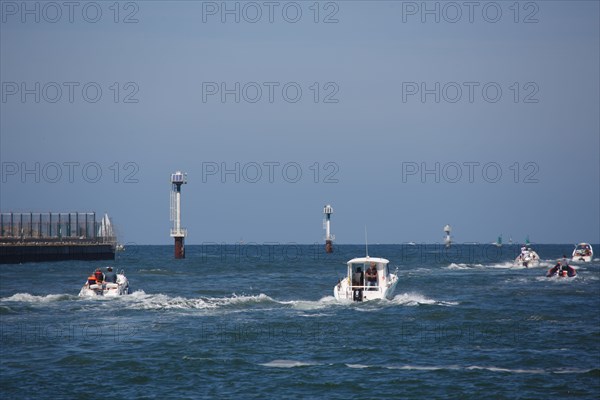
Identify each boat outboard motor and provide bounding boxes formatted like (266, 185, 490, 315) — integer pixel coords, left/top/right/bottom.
(352, 267, 364, 302)
(353, 290, 363, 302)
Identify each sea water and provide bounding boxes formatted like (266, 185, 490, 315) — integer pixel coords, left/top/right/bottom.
(1, 244, 599, 398)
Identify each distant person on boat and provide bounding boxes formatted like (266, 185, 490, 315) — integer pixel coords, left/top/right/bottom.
(94, 268, 104, 284)
(352, 267, 364, 301)
(104, 266, 117, 283)
(366, 262, 378, 290)
(87, 275, 97, 286)
(547, 256, 576, 277)
(353, 267, 364, 287)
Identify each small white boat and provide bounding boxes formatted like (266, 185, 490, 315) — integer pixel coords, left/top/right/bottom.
(334, 257, 398, 302)
(514, 247, 540, 267)
(79, 270, 130, 297)
(572, 243, 593, 263)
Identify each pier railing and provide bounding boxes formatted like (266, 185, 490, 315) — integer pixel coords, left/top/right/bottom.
(0, 212, 115, 244)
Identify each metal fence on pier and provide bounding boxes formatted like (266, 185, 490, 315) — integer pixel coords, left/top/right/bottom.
(0, 212, 114, 243)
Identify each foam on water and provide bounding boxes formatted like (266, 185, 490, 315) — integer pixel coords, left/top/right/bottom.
(283, 296, 339, 310)
(117, 291, 276, 311)
(1, 293, 75, 303)
(445, 263, 484, 270)
(260, 360, 319, 368)
(389, 292, 458, 307)
(260, 362, 597, 375)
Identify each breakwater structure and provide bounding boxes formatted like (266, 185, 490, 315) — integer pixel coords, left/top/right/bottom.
(0, 212, 117, 264)
(323, 204, 334, 253)
(170, 171, 187, 259)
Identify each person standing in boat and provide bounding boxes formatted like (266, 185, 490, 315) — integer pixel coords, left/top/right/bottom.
(352, 267, 364, 301)
(547, 256, 576, 277)
(353, 267, 364, 287)
(104, 266, 117, 283)
(94, 268, 104, 284)
(560, 255, 576, 276)
(365, 262, 378, 290)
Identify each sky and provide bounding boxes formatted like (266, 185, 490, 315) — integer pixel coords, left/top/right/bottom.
(1, 0, 599, 245)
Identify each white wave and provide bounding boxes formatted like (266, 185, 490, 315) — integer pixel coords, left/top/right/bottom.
(346, 364, 371, 369)
(260, 359, 319, 368)
(386, 364, 459, 371)
(383, 364, 593, 375)
(282, 296, 339, 310)
(487, 262, 520, 269)
(537, 275, 579, 283)
(1, 293, 74, 303)
(138, 268, 172, 273)
(465, 365, 546, 374)
(120, 292, 275, 310)
(444, 263, 472, 270)
(389, 293, 458, 307)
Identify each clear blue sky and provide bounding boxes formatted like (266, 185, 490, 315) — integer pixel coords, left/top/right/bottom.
(1, 1, 599, 244)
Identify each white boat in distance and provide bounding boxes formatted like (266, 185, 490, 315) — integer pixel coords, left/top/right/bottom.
(514, 246, 540, 268)
(572, 243, 593, 262)
(79, 270, 130, 297)
(334, 257, 399, 302)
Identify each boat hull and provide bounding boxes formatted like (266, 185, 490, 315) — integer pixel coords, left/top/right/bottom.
(572, 243, 593, 262)
(514, 251, 540, 267)
(333, 274, 398, 302)
(79, 274, 130, 297)
(571, 255, 592, 263)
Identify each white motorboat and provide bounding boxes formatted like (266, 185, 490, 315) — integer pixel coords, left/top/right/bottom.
(334, 257, 398, 302)
(79, 269, 130, 297)
(572, 243, 593, 262)
(514, 247, 540, 268)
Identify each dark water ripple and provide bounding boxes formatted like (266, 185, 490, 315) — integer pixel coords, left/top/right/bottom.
(1, 244, 599, 398)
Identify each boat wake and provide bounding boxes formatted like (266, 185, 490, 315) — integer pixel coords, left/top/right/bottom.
(118, 291, 277, 311)
(389, 292, 458, 307)
(259, 359, 320, 368)
(281, 296, 340, 311)
(258, 360, 598, 375)
(445, 263, 485, 270)
(1, 293, 77, 303)
(445, 260, 554, 270)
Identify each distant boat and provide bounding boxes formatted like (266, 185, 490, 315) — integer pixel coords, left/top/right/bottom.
(443, 224, 452, 248)
(334, 228, 399, 302)
(572, 243, 593, 262)
(508, 236, 513, 245)
(334, 256, 399, 302)
(514, 245, 540, 268)
(79, 269, 130, 297)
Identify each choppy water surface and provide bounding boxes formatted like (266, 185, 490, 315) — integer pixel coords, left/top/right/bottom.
(1, 244, 599, 398)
